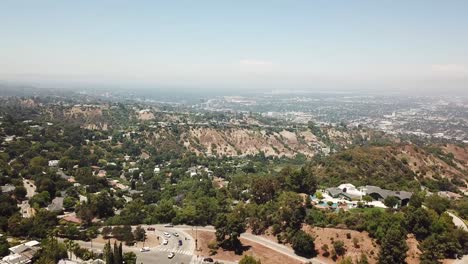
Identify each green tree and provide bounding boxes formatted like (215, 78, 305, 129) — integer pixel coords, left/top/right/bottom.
(383, 196, 399, 208)
(425, 195, 450, 215)
(275, 192, 306, 231)
(362, 195, 373, 204)
(239, 255, 262, 264)
(409, 191, 425, 208)
(103, 240, 114, 264)
(215, 210, 246, 253)
(133, 226, 146, 242)
(101, 226, 112, 239)
(405, 207, 432, 240)
(0, 236, 10, 257)
(378, 225, 408, 264)
(113, 241, 122, 264)
(63, 196, 77, 211)
(13, 186, 27, 201)
(37, 236, 68, 264)
(291, 230, 316, 257)
(123, 252, 137, 264)
(333, 240, 346, 256)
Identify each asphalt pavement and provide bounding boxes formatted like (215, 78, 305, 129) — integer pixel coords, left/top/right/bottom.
(75, 226, 196, 264)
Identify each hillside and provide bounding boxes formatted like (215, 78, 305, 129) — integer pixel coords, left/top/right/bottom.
(311, 144, 468, 192)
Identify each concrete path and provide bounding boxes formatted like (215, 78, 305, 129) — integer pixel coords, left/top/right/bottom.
(447, 212, 468, 231)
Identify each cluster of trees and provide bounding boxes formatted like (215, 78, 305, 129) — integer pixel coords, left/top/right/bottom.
(303, 192, 468, 263)
(35, 236, 68, 264)
(103, 241, 137, 264)
(1, 101, 467, 264)
(101, 225, 146, 245)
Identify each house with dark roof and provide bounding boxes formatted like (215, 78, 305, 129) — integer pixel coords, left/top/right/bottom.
(360, 185, 412, 206)
(325, 183, 364, 201)
(325, 187, 361, 201)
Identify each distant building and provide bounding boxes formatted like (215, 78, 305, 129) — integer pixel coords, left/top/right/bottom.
(47, 197, 64, 212)
(437, 191, 462, 200)
(128, 168, 139, 174)
(97, 170, 107, 177)
(2, 240, 40, 264)
(1, 184, 16, 194)
(325, 183, 363, 201)
(360, 185, 412, 206)
(48, 160, 59, 167)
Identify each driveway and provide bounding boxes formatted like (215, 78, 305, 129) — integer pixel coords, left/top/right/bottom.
(447, 212, 468, 231)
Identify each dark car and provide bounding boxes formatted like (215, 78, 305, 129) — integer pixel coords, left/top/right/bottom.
(178, 240, 182, 246)
(203, 258, 214, 262)
(147, 227, 155, 231)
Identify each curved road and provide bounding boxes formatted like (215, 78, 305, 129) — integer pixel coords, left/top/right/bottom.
(72, 224, 325, 264)
(446, 212, 468, 264)
(172, 225, 325, 264)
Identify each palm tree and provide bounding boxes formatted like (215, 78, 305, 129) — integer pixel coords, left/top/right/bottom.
(64, 239, 73, 259)
(64, 239, 79, 260)
(86, 229, 97, 250)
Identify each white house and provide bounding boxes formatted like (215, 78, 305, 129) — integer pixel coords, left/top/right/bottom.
(48, 160, 59, 167)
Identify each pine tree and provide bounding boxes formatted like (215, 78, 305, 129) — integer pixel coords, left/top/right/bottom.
(118, 243, 123, 263)
(113, 241, 122, 264)
(103, 240, 113, 264)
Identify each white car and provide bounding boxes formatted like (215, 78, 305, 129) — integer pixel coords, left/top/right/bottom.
(162, 239, 168, 245)
(164, 232, 171, 238)
(173, 232, 179, 237)
(168, 252, 175, 259)
(140, 247, 150, 252)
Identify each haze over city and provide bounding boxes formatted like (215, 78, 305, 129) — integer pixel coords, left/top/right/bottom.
(1, 0, 468, 95)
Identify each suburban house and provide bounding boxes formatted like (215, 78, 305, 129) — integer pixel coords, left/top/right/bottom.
(360, 185, 412, 206)
(47, 197, 64, 212)
(1, 240, 40, 264)
(48, 160, 59, 167)
(1, 184, 16, 194)
(325, 183, 364, 201)
(320, 183, 413, 208)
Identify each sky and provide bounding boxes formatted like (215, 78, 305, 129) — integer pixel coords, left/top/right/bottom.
(1, 0, 467, 94)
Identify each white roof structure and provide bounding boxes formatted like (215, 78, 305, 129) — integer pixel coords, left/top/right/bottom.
(337, 183, 364, 197)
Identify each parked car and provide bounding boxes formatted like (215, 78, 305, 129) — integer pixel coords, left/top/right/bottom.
(164, 224, 174, 227)
(147, 227, 155, 231)
(168, 252, 175, 259)
(164, 232, 171, 238)
(203, 257, 214, 262)
(140, 247, 150, 252)
(162, 239, 168, 245)
(173, 232, 179, 237)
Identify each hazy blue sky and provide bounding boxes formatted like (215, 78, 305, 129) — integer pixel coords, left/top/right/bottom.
(1, 1, 467, 93)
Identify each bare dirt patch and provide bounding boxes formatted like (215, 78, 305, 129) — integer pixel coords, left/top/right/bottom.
(303, 226, 379, 264)
(406, 234, 421, 264)
(188, 230, 302, 264)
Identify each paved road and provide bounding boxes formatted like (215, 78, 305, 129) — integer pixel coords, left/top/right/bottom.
(447, 212, 468, 231)
(447, 212, 468, 264)
(23, 179, 37, 198)
(175, 225, 325, 264)
(69, 224, 326, 264)
(75, 226, 195, 264)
